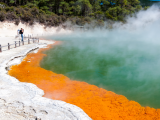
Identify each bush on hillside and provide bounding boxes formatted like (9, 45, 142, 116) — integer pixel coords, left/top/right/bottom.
(15, 7, 25, 17)
(96, 20, 104, 27)
(60, 15, 67, 22)
(95, 11, 104, 20)
(29, 19, 34, 25)
(39, 14, 46, 23)
(84, 17, 92, 23)
(24, 7, 30, 11)
(0, 11, 6, 21)
(14, 19, 20, 25)
(25, 3, 36, 8)
(21, 11, 33, 22)
(6, 12, 18, 21)
(31, 7, 39, 16)
(5, 6, 14, 12)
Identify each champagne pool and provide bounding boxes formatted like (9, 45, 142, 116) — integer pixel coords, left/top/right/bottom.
(7, 6, 160, 119)
(40, 28, 160, 109)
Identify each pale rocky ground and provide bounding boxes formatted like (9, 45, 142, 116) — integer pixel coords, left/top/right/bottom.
(0, 37, 91, 120)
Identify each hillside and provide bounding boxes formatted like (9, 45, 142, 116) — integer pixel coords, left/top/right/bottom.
(0, 0, 145, 27)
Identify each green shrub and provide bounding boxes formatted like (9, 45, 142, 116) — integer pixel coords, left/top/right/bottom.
(21, 11, 33, 22)
(45, 10, 54, 15)
(25, 3, 36, 8)
(0, 11, 6, 21)
(0, 2, 6, 5)
(57, 16, 62, 24)
(144, 6, 149, 10)
(105, 11, 113, 19)
(84, 17, 92, 23)
(96, 20, 104, 27)
(15, 7, 25, 16)
(29, 19, 34, 25)
(5, 7, 10, 12)
(75, 18, 85, 26)
(5, 6, 15, 12)
(95, 11, 104, 20)
(14, 19, 20, 25)
(24, 7, 30, 11)
(31, 7, 39, 16)
(60, 15, 67, 22)
(39, 14, 46, 23)
(89, 13, 94, 16)
(15, 7, 21, 15)
(135, 5, 142, 11)
(6, 12, 18, 21)
(52, 16, 59, 26)
(46, 15, 53, 22)
(117, 15, 124, 21)
(75, 18, 81, 25)
(39, 9, 45, 14)
(95, 11, 103, 14)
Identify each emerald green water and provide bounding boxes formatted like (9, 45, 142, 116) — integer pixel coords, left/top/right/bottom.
(40, 33, 160, 109)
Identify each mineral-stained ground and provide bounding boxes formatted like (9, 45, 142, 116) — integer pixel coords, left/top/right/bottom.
(8, 45, 160, 120)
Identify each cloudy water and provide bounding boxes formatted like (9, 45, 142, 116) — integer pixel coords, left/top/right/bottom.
(40, 6, 160, 108)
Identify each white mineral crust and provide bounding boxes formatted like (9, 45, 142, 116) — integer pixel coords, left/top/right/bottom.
(0, 39, 92, 120)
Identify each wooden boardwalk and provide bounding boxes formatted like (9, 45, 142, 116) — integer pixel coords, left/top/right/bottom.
(0, 36, 39, 52)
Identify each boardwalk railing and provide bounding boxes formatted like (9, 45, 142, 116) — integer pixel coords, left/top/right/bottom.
(0, 37, 39, 52)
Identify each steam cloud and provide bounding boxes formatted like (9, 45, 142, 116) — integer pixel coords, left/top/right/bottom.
(0, 21, 71, 37)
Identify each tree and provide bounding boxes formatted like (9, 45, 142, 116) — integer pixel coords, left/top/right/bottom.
(0, 0, 142, 23)
(59, 1, 70, 15)
(9, 0, 15, 5)
(77, 0, 92, 16)
(75, 5, 81, 15)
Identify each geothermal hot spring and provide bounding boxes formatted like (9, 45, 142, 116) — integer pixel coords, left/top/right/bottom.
(9, 6, 160, 120)
(42, 6, 160, 108)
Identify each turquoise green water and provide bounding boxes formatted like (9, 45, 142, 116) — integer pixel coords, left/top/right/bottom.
(40, 30, 160, 108)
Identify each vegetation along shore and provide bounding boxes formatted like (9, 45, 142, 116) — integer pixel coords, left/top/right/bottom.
(0, 0, 149, 28)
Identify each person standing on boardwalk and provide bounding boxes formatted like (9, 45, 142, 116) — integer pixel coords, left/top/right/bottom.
(19, 28, 24, 41)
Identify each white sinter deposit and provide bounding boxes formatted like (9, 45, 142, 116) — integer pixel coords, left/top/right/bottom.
(0, 23, 91, 120)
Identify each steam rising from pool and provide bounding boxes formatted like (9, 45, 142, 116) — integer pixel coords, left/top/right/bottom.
(41, 5, 160, 108)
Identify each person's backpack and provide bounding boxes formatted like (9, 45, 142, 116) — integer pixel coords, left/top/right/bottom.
(19, 29, 24, 34)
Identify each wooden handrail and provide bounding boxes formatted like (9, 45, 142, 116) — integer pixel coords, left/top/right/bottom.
(0, 37, 39, 53)
(0, 44, 1, 52)
(8, 43, 10, 50)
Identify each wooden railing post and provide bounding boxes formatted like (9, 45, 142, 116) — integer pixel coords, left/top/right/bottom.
(8, 43, 10, 50)
(0, 44, 2, 52)
(15, 41, 16, 48)
(0, 37, 40, 52)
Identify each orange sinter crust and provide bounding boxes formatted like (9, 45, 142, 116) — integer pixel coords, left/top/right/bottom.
(8, 42, 160, 120)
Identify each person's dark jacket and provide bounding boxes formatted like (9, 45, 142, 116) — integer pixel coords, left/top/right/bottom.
(19, 30, 23, 34)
